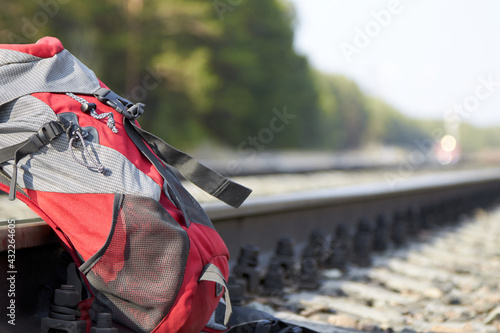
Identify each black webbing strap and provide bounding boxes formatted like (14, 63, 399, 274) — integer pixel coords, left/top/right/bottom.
(124, 119, 252, 208)
(0, 121, 65, 200)
(225, 306, 319, 333)
(123, 119, 191, 226)
(0, 141, 28, 164)
(227, 319, 318, 333)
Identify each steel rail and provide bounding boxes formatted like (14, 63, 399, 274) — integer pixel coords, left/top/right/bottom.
(2, 167, 500, 260)
(205, 167, 500, 220)
(205, 168, 500, 264)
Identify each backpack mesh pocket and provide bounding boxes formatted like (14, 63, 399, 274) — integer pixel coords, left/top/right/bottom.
(81, 194, 189, 332)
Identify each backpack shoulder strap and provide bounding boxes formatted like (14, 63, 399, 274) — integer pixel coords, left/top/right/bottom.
(124, 119, 252, 208)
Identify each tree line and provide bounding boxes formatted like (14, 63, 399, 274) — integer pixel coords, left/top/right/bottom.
(0, 0, 497, 154)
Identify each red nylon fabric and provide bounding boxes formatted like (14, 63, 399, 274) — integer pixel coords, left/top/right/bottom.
(152, 223, 229, 333)
(0, 183, 95, 333)
(0, 184, 71, 250)
(159, 192, 186, 227)
(0, 36, 63, 58)
(26, 191, 115, 262)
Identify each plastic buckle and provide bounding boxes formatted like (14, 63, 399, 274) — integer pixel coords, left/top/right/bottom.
(94, 88, 144, 120)
(37, 121, 64, 144)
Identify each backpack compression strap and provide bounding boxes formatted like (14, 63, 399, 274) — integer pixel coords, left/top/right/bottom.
(0, 121, 65, 200)
(123, 119, 252, 208)
(199, 263, 232, 326)
(123, 119, 192, 227)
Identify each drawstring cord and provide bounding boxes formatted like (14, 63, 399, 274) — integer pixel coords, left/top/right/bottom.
(68, 127, 106, 174)
(65, 93, 109, 174)
(89, 107, 118, 133)
(66, 92, 118, 133)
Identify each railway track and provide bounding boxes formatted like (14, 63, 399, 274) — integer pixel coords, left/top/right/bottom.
(2, 167, 500, 332)
(262, 207, 500, 332)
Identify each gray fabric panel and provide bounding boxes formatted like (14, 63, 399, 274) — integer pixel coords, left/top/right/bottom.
(1, 135, 162, 200)
(0, 95, 57, 148)
(0, 49, 100, 106)
(0, 49, 42, 65)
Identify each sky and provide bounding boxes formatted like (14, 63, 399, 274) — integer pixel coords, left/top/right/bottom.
(287, 0, 500, 128)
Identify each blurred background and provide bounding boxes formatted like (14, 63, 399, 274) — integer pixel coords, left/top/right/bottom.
(2, 0, 500, 176)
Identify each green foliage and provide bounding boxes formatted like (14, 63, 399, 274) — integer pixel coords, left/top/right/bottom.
(1, 0, 499, 153)
(460, 123, 500, 153)
(364, 97, 430, 148)
(315, 72, 372, 150)
(314, 72, 434, 151)
(204, 0, 321, 148)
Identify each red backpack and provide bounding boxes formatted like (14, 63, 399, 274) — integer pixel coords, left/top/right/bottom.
(0, 37, 252, 332)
